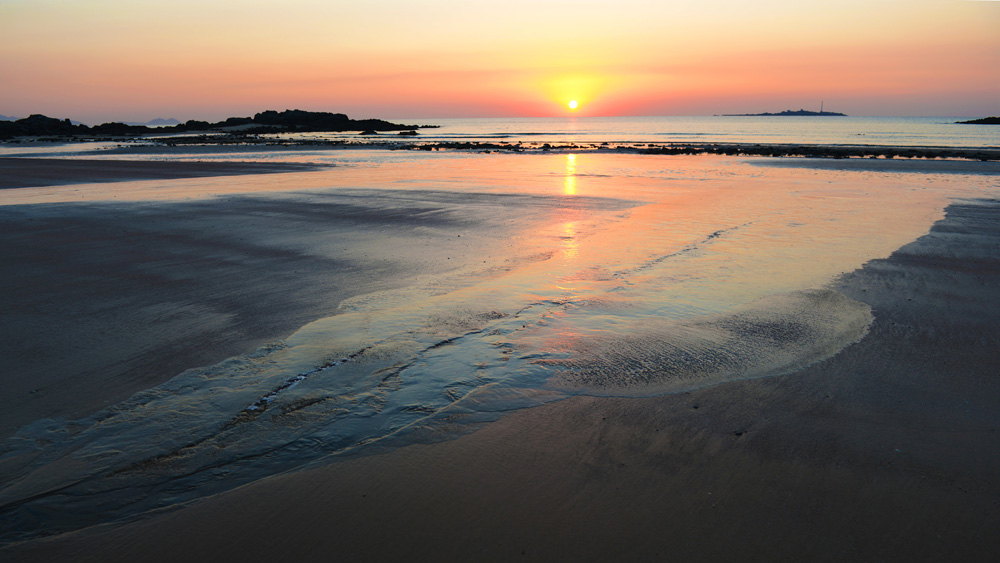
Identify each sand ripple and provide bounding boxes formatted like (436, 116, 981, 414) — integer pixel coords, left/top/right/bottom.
(544, 289, 872, 394)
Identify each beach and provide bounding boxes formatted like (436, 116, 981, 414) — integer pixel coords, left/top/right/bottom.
(1, 151, 998, 561)
(0, 156, 609, 436)
(0, 157, 328, 189)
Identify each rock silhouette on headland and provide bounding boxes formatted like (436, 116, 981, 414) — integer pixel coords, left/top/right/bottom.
(956, 117, 1000, 125)
(0, 109, 429, 140)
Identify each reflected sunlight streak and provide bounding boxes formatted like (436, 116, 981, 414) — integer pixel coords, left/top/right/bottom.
(564, 153, 577, 196)
(561, 221, 579, 260)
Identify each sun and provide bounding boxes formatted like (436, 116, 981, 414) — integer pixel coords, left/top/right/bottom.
(568, 100, 578, 110)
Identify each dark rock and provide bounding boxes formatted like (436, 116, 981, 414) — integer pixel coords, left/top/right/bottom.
(183, 120, 212, 130)
(0, 109, 434, 140)
(90, 122, 152, 135)
(0, 114, 84, 139)
(222, 117, 253, 127)
(957, 117, 1000, 125)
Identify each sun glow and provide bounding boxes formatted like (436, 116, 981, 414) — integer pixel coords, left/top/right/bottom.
(1, 1, 994, 121)
(539, 74, 605, 116)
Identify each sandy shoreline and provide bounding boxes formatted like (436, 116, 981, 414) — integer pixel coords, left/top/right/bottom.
(0, 157, 327, 189)
(6, 197, 995, 562)
(1, 155, 998, 560)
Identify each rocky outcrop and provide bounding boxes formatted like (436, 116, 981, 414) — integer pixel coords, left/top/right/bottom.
(0, 114, 83, 138)
(0, 109, 430, 139)
(90, 122, 159, 135)
(247, 110, 420, 133)
(957, 117, 1000, 125)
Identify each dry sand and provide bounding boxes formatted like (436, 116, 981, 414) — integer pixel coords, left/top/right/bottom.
(1, 159, 998, 561)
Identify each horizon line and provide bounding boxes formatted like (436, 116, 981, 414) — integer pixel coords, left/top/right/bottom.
(4, 112, 996, 126)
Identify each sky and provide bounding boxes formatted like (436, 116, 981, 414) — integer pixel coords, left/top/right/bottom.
(1, 0, 998, 122)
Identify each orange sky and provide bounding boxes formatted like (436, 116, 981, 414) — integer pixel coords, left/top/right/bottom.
(1, 0, 998, 122)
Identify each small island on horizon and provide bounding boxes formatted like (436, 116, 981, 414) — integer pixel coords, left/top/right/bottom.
(956, 117, 1000, 125)
(721, 108, 847, 117)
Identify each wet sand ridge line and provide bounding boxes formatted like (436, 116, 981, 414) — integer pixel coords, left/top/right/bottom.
(0, 157, 328, 189)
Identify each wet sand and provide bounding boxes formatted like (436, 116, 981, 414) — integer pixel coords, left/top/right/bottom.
(0, 157, 325, 189)
(2, 181, 998, 560)
(0, 176, 627, 439)
(750, 156, 1000, 175)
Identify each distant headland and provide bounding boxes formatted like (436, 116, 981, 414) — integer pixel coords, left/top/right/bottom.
(956, 117, 1000, 125)
(721, 109, 847, 117)
(0, 109, 430, 140)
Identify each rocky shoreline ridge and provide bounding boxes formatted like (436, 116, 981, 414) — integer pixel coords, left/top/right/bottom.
(94, 136, 1000, 161)
(0, 109, 430, 140)
(5, 132, 999, 161)
(956, 116, 1000, 125)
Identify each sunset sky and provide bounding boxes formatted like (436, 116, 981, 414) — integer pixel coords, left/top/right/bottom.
(1, 0, 998, 123)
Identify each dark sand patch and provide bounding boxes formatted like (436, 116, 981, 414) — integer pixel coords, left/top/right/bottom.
(0, 157, 326, 189)
(749, 156, 1000, 175)
(4, 201, 997, 561)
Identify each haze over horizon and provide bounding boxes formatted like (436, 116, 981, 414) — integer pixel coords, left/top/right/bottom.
(2, 0, 998, 124)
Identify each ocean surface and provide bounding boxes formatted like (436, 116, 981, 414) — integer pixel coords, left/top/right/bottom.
(334, 115, 1000, 148)
(0, 116, 997, 162)
(1, 120, 999, 542)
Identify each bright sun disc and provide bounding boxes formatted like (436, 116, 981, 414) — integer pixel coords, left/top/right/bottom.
(568, 100, 578, 109)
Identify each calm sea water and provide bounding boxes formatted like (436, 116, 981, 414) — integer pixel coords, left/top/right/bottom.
(386, 115, 999, 148)
(1, 116, 996, 161)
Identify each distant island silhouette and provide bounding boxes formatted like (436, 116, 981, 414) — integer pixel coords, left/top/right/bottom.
(722, 109, 847, 117)
(0, 109, 428, 140)
(956, 117, 1000, 125)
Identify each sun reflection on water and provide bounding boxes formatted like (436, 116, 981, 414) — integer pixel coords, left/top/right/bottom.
(564, 153, 577, 195)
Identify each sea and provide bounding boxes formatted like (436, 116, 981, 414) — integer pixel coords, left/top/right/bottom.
(337, 115, 1000, 148)
(0, 116, 997, 162)
(1, 115, 999, 542)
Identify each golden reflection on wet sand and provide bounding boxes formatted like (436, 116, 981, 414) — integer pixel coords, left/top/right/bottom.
(563, 153, 577, 196)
